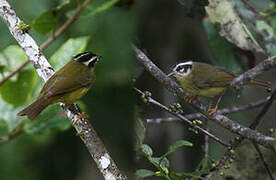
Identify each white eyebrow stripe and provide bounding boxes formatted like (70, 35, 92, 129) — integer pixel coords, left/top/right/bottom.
(74, 52, 91, 61)
(173, 61, 193, 71)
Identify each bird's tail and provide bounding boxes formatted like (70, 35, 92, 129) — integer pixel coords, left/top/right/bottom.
(247, 80, 272, 89)
(17, 98, 49, 120)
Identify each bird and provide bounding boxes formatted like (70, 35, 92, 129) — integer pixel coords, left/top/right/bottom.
(17, 51, 101, 120)
(168, 61, 271, 114)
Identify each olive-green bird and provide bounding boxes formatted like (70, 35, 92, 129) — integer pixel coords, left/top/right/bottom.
(17, 51, 101, 120)
(168, 61, 271, 113)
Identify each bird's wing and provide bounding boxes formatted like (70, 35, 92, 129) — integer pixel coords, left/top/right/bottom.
(193, 63, 235, 89)
(39, 61, 93, 98)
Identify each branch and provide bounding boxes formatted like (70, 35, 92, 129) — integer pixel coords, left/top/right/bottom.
(134, 87, 229, 147)
(0, 124, 23, 144)
(252, 142, 274, 180)
(134, 46, 276, 152)
(146, 96, 269, 123)
(0, 1, 126, 179)
(134, 46, 204, 109)
(231, 55, 276, 87)
(203, 121, 209, 158)
(206, 90, 276, 179)
(0, 0, 91, 86)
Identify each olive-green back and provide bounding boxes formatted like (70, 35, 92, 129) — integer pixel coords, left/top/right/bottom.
(192, 62, 235, 89)
(39, 60, 95, 99)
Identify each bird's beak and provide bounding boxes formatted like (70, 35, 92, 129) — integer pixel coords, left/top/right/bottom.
(94, 55, 102, 64)
(167, 72, 174, 77)
(97, 55, 102, 61)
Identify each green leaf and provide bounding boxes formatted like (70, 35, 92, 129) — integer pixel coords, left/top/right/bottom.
(86, 0, 120, 17)
(170, 172, 204, 179)
(66, 0, 120, 18)
(0, 70, 37, 107)
(134, 117, 146, 151)
(0, 96, 22, 132)
(0, 120, 8, 137)
(203, 19, 243, 74)
(32, 1, 70, 34)
(197, 156, 214, 173)
(140, 144, 153, 157)
(135, 169, 155, 179)
(0, 45, 29, 72)
(32, 10, 60, 34)
(205, 0, 264, 53)
(50, 36, 90, 70)
(150, 157, 170, 170)
(256, 20, 276, 55)
(24, 104, 71, 134)
(167, 140, 193, 155)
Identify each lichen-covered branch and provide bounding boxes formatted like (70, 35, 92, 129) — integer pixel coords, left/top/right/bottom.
(0, 1, 125, 179)
(134, 46, 276, 152)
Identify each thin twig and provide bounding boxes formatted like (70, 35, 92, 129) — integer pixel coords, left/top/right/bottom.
(146, 96, 269, 123)
(0, 1, 126, 179)
(134, 87, 230, 147)
(0, 60, 29, 86)
(133, 45, 204, 110)
(0, 124, 23, 144)
(203, 121, 209, 158)
(134, 46, 276, 151)
(250, 90, 276, 129)
(252, 142, 274, 180)
(0, 0, 91, 86)
(206, 90, 276, 179)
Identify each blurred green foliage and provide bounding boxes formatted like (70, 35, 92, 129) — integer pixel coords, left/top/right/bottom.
(136, 141, 212, 180)
(203, 20, 243, 74)
(0, 0, 276, 179)
(0, 0, 135, 179)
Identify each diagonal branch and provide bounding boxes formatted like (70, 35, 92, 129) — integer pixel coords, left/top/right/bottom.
(0, 1, 126, 179)
(146, 96, 269, 123)
(231, 55, 276, 87)
(252, 142, 274, 180)
(134, 87, 229, 147)
(206, 90, 276, 179)
(134, 46, 276, 152)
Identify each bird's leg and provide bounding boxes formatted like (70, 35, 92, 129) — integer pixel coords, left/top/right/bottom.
(207, 95, 223, 116)
(64, 104, 88, 125)
(73, 112, 88, 125)
(185, 94, 198, 103)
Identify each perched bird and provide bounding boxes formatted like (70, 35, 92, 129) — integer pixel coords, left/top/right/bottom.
(168, 61, 271, 114)
(18, 51, 101, 120)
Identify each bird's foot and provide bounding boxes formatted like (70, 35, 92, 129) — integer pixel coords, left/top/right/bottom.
(185, 94, 197, 103)
(207, 106, 218, 116)
(73, 112, 88, 125)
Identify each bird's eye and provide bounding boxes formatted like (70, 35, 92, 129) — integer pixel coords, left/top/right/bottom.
(176, 64, 192, 74)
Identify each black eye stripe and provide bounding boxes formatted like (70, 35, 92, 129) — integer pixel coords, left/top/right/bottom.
(74, 51, 97, 62)
(176, 64, 192, 73)
(73, 51, 101, 68)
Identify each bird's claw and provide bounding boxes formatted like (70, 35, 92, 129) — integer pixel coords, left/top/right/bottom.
(207, 106, 218, 116)
(73, 112, 88, 125)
